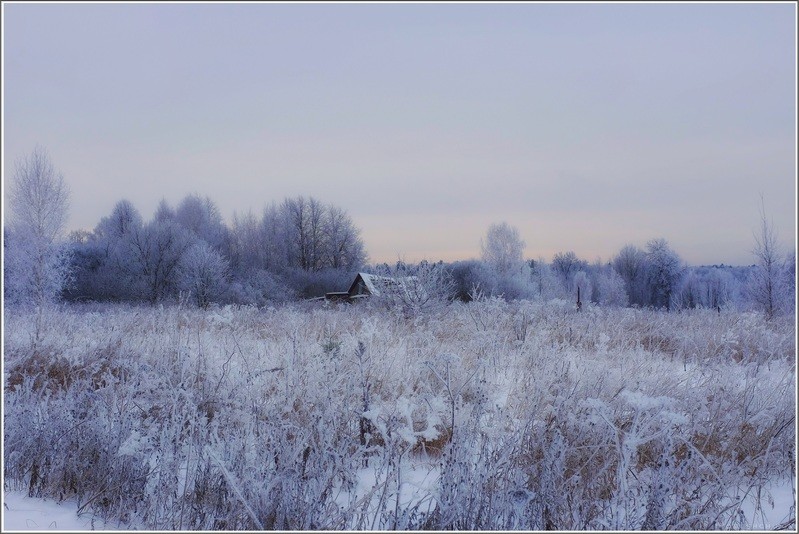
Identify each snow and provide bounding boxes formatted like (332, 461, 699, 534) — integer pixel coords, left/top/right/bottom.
(737, 475, 797, 530)
(2, 491, 130, 531)
(333, 454, 441, 529)
(6, 475, 792, 532)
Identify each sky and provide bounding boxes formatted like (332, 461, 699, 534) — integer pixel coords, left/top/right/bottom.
(2, 2, 796, 266)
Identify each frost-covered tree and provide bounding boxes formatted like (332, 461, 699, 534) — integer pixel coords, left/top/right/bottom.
(174, 193, 231, 255)
(481, 222, 525, 276)
(449, 257, 536, 301)
(125, 220, 195, 303)
(178, 241, 230, 308)
(229, 206, 285, 276)
(674, 268, 702, 310)
(95, 199, 143, 241)
(674, 266, 740, 311)
(153, 198, 176, 222)
(94, 200, 143, 284)
(372, 260, 455, 314)
(323, 205, 367, 270)
(528, 258, 565, 301)
(594, 265, 628, 307)
(784, 252, 796, 316)
(552, 251, 588, 294)
(261, 202, 293, 271)
(237, 270, 294, 305)
(63, 231, 106, 302)
(66, 192, 367, 304)
(612, 244, 647, 306)
(227, 197, 365, 299)
(745, 200, 790, 319)
(448, 259, 494, 301)
(706, 267, 741, 310)
(5, 147, 72, 308)
(272, 196, 366, 274)
(282, 196, 326, 271)
(644, 238, 683, 311)
(72, 199, 146, 301)
(229, 210, 265, 273)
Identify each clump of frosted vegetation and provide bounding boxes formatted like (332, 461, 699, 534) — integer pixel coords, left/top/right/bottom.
(3, 301, 795, 530)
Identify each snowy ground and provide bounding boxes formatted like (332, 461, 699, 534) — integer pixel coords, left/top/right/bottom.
(333, 455, 441, 529)
(4, 473, 794, 532)
(3, 491, 132, 532)
(736, 475, 797, 530)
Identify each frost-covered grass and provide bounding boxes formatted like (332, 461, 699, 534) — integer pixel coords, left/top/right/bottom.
(3, 299, 796, 530)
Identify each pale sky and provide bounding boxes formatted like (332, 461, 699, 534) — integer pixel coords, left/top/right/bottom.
(3, 2, 796, 266)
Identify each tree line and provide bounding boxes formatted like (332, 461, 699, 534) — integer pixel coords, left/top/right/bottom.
(4, 147, 796, 317)
(459, 224, 772, 313)
(61, 193, 367, 307)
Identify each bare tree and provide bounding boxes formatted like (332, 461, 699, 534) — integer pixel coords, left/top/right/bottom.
(747, 198, 787, 319)
(5, 147, 71, 308)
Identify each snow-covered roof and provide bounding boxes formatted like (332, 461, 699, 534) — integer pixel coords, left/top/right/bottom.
(351, 272, 421, 298)
(357, 273, 385, 296)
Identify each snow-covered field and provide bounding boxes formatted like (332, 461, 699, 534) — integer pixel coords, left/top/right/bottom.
(3, 299, 795, 530)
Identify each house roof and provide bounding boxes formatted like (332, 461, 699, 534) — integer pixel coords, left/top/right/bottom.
(356, 273, 384, 296)
(349, 272, 420, 298)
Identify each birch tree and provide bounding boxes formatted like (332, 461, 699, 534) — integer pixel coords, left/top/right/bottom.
(5, 147, 72, 308)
